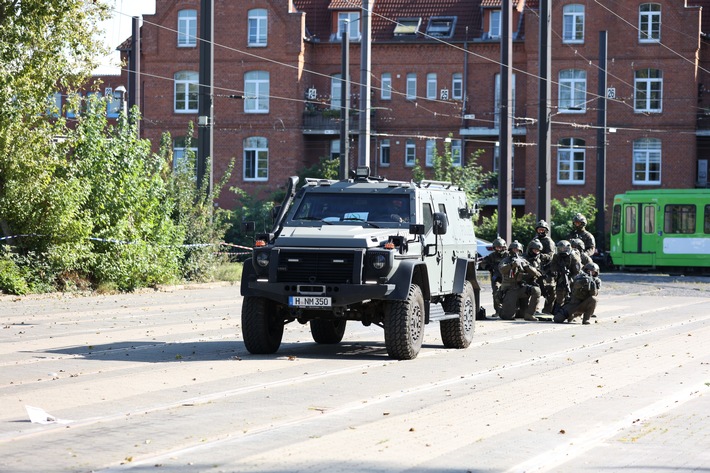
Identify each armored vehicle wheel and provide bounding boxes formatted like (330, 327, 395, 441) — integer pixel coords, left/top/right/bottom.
(441, 280, 476, 348)
(384, 283, 425, 360)
(241, 296, 284, 354)
(310, 318, 347, 344)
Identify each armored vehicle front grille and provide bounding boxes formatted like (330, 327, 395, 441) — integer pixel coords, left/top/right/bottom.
(276, 251, 357, 283)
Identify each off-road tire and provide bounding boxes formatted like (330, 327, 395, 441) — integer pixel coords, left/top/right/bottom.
(310, 319, 347, 344)
(241, 296, 284, 354)
(384, 284, 425, 360)
(441, 280, 476, 348)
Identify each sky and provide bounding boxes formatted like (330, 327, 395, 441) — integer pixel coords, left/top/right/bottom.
(94, 0, 156, 75)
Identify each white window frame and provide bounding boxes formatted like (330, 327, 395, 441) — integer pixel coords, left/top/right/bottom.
(337, 12, 360, 41)
(494, 73, 517, 128)
(639, 3, 661, 43)
(405, 139, 416, 166)
(248, 9, 268, 47)
(174, 71, 198, 113)
(381, 73, 392, 100)
(489, 10, 501, 38)
(106, 88, 122, 118)
(562, 4, 584, 44)
(426, 73, 437, 100)
(633, 138, 661, 185)
(558, 69, 587, 113)
(243, 136, 269, 181)
(452, 73, 463, 100)
(634, 68, 662, 113)
(557, 138, 586, 184)
(173, 137, 197, 170)
(177, 9, 197, 48)
(425, 139, 436, 167)
(406, 73, 417, 100)
(330, 139, 340, 160)
(451, 139, 462, 167)
(244, 71, 270, 114)
(379, 139, 390, 166)
(331, 74, 342, 110)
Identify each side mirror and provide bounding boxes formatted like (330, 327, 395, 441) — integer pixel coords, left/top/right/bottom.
(433, 212, 448, 235)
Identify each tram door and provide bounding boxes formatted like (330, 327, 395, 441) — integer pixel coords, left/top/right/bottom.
(621, 203, 657, 265)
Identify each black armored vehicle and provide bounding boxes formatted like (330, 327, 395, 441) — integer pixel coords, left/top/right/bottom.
(240, 167, 482, 360)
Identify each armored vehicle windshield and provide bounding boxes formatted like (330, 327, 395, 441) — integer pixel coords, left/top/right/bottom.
(292, 192, 411, 224)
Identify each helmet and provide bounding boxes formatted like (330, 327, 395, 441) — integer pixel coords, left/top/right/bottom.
(584, 262, 600, 276)
(570, 238, 585, 251)
(492, 237, 507, 252)
(556, 240, 572, 254)
(508, 240, 524, 253)
(572, 213, 587, 226)
(527, 240, 543, 253)
(535, 219, 550, 233)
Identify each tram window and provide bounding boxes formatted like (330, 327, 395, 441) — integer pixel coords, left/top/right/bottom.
(643, 205, 655, 233)
(664, 204, 695, 234)
(611, 205, 621, 234)
(625, 206, 636, 233)
(705, 205, 710, 234)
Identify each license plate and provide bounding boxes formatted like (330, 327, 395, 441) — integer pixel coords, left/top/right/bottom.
(289, 296, 331, 308)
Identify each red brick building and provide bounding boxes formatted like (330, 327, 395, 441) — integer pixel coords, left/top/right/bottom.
(114, 0, 709, 232)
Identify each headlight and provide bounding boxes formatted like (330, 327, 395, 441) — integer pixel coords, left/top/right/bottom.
(371, 254, 386, 270)
(256, 252, 270, 268)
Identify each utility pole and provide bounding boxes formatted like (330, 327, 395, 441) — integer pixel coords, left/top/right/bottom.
(339, 21, 350, 180)
(197, 0, 214, 195)
(537, 0, 551, 223)
(128, 16, 141, 136)
(498, 0, 513, 242)
(358, 0, 372, 168)
(596, 31, 608, 253)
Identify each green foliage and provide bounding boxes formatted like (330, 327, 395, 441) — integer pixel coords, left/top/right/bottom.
(477, 195, 597, 245)
(0, 249, 30, 295)
(298, 156, 340, 184)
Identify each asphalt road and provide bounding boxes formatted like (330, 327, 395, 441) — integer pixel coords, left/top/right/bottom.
(1, 272, 709, 473)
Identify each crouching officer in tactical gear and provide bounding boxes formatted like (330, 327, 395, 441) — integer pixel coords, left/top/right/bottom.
(554, 262, 601, 324)
(550, 239, 581, 312)
(498, 241, 542, 321)
(482, 237, 508, 317)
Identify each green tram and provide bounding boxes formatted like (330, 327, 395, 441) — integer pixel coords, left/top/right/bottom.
(609, 189, 710, 270)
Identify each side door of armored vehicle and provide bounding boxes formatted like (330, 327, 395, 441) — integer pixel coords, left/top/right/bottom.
(433, 197, 459, 295)
(419, 193, 443, 295)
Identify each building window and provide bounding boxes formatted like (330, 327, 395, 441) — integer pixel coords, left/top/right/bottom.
(337, 12, 360, 41)
(173, 136, 197, 170)
(248, 9, 268, 46)
(427, 17, 456, 38)
(405, 139, 416, 166)
(177, 9, 197, 47)
(66, 93, 81, 118)
(559, 69, 587, 112)
(331, 74, 342, 110)
(562, 4, 584, 43)
(633, 138, 661, 185)
(557, 138, 585, 184)
(425, 139, 436, 167)
(174, 71, 198, 113)
(381, 73, 392, 100)
(330, 139, 340, 160)
(634, 68, 662, 113)
(244, 71, 269, 113)
(406, 73, 417, 100)
(106, 88, 122, 118)
(47, 92, 62, 117)
(426, 73, 437, 100)
(452, 73, 463, 100)
(451, 139, 462, 166)
(244, 136, 268, 181)
(380, 139, 390, 166)
(393, 17, 421, 37)
(639, 3, 661, 42)
(489, 10, 501, 38)
(494, 73, 516, 128)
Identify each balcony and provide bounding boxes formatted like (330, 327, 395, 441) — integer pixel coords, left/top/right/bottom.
(302, 109, 375, 135)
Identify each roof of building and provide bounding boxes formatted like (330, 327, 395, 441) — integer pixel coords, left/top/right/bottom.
(293, 0, 483, 42)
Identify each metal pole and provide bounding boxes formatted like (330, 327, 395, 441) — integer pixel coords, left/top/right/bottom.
(339, 21, 350, 180)
(537, 0, 551, 223)
(128, 16, 141, 136)
(498, 0, 513, 242)
(197, 0, 214, 195)
(358, 0, 372, 168)
(596, 31, 608, 253)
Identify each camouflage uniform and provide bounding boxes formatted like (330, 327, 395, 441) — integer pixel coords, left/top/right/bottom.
(482, 237, 508, 317)
(568, 213, 596, 256)
(549, 240, 582, 309)
(554, 263, 602, 324)
(570, 238, 592, 266)
(498, 241, 541, 321)
(531, 220, 556, 313)
(531, 219, 556, 256)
